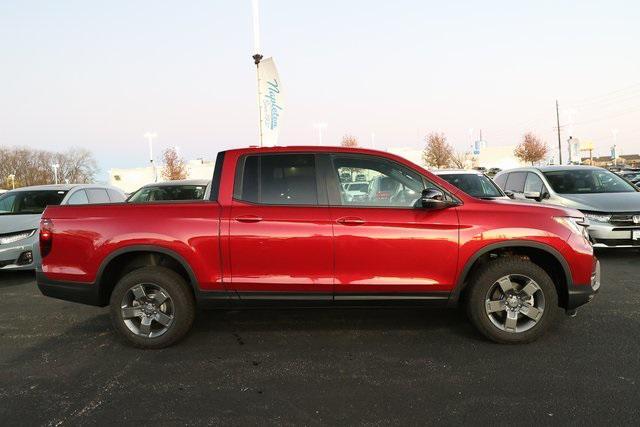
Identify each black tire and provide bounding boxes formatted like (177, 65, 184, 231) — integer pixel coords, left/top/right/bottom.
(466, 257, 558, 344)
(109, 266, 195, 349)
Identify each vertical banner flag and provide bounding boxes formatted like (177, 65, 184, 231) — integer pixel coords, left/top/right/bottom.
(258, 57, 284, 146)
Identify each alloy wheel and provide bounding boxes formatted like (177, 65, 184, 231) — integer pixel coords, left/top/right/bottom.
(484, 274, 545, 333)
(120, 283, 175, 338)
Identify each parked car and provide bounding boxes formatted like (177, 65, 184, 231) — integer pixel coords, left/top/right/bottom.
(0, 184, 126, 270)
(127, 180, 210, 203)
(487, 167, 502, 178)
(494, 166, 640, 247)
(617, 170, 640, 187)
(342, 182, 369, 203)
(434, 170, 509, 200)
(36, 147, 599, 348)
(0, 189, 7, 195)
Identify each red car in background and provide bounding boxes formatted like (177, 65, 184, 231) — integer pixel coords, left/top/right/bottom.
(37, 146, 600, 348)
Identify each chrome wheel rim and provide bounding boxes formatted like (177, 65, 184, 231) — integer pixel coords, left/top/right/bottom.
(121, 283, 175, 338)
(484, 274, 545, 333)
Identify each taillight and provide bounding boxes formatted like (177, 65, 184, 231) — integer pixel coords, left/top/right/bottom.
(39, 219, 53, 258)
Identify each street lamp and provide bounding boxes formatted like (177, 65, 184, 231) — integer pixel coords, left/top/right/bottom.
(313, 123, 327, 145)
(51, 164, 60, 185)
(144, 132, 158, 182)
(612, 129, 619, 166)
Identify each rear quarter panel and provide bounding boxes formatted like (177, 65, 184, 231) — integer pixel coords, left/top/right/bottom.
(40, 202, 223, 290)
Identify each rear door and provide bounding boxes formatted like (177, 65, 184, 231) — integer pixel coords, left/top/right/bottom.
(324, 153, 459, 299)
(228, 153, 333, 299)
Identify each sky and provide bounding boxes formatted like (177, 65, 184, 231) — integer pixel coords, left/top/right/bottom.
(2, 0, 640, 181)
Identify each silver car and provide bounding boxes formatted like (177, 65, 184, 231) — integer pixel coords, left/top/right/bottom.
(0, 184, 126, 270)
(494, 166, 640, 248)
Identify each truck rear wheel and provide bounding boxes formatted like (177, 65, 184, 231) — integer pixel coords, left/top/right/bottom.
(466, 257, 558, 344)
(109, 266, 195, 349)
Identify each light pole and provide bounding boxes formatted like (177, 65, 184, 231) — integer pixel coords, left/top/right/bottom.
(51, 164, 60, 185)
(612, 129, 619, 166)
(313, 123, 327, 145)
(144, 132, 158, 182)
(8, 174, 15, 190)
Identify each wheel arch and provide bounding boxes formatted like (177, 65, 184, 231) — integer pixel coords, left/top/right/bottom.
(450, 240, 573, 308)
(95, 245, 199, 306)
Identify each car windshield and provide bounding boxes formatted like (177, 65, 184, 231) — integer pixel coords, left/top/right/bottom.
(0, 190, 68, 215)
(127, 185, 207, 202)
(438, 173, 503, 198)
(543, 169, 637, 194)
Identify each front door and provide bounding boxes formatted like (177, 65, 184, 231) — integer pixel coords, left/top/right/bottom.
(228, 153, 333, 299)
(325, 154, 459, 299)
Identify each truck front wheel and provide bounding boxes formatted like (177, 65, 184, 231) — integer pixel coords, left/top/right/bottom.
(466, 257, 558, 344)
(109, 266, 195, 349)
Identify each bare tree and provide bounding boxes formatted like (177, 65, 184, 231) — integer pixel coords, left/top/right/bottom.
(161, 147, 188, 180)
(514, 132, 548, 165)
(450, 151, 467, 169)
(422, 132, 453, 169)
(341, 134, 359, 148)
(0, 146, 98, 188)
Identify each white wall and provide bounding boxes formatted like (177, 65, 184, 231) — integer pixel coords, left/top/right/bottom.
(475, 145, 527, 169)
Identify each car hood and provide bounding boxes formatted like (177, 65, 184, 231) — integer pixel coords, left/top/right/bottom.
(0, 214, 41, 234)
(558, 192, 640, 212)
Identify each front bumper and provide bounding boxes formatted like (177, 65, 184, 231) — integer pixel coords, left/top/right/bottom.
(587, 222, 640, 248)
(0, 236, 38, 270)
(566, 259, 600, 310)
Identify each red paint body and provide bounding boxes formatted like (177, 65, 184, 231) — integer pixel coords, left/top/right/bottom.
(39, 146, 595, 301)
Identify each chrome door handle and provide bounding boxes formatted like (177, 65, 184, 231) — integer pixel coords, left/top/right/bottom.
(336, 217, 365, 226)
(234, 215, 263, 223)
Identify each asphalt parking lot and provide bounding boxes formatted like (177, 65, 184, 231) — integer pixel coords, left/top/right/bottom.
(1, 251, 639, 426)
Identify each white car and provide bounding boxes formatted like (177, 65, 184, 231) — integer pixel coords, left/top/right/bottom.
(0, 184, 126, 270)
(342, 182, 369, 202)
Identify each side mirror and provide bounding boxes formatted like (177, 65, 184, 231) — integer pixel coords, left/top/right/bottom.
(524, 191, 541, 200)
(420, 188, 448, 209)
(541, 191, 550, 200)
(504, 190, 515, 199)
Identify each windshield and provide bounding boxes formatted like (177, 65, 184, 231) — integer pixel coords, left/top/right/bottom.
(438, 174, 503, 198)
(0, 190, 68, 215)
(127, 185, 207, 202)
(543, 169, 637, 194)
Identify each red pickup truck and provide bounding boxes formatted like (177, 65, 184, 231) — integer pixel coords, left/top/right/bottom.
(37, 146, 600, 348)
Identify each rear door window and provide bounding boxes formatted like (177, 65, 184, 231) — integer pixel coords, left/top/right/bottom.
(86, 189, 110, 204)
(67, 190, 89, 205)
(235, 154, 319, 205)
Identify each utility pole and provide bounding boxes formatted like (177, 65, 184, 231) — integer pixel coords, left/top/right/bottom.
(252, 0, 264, 147)
(556, 100, 562, 165)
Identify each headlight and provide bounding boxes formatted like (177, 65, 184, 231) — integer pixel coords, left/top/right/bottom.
(554, 217, 590, 240)
(0, 230, 36, 245)
(584, 213, 611, 223)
